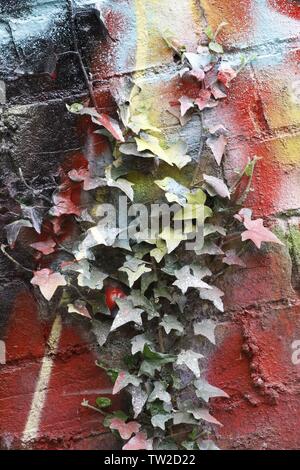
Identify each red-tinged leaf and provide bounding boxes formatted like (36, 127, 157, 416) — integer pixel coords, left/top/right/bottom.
(203, 174, 230, 199)
(30, 239, 56, 255)
(51, 217, 63, 234)
(112, 371, 142, 395)
(209, 124, 227, 135)
(241, 218, 284, 249)
(122, 432, 153, 451)
(179, 96, 194, 116)
(31, 269, 67, 301)
(68, 168, 106, 191)
(80, 107, 124, 142)
(195, 90, 211, 111)
(68, 300, 92, 319)
(223, 249, 246, 267)
(211, 83, 227, 99)
(217, 64, 237, 88)
(110, 418, 140, 440)
(189, 68, 205, 81)
(206, 134, 228, 165)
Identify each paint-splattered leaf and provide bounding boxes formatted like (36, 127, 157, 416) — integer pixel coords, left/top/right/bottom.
(136, 135, 191, 169)
(173, 265, 212, 294)
(241, 218, 284, 249)
(78, 267, 108, 290)
(155, 177, 189, 205)
(194, 319, 217, 345)
(5, 219, 32, 246)
(160, 315, 184, 335)
(159, 228, 187, 254)
(218, 63, 237, 87)
(194, 378, 229, 403)
(206, 134, 227, 165)
(105, 167, 134, 201)
(122, 432, 153, 450)
(131, 334, 153, 355)
(81, 107, 124, 142)
(209, 41, 223, 54)
(188, 408, 222, 426)
(148, 382, 171, 404)
(30, 239, 56, 255)
(203, 174, 230, 199)
(92, 319, 111, 347)
(199, 286, 224, 312)
(179, 96, 194, 116)
(110, 418, 140, 440)
(151, 414, 172, 430)
(113, 371, 142, 395)
(129, 385, 148, 418)
(68, 167, 106, 191)
(111, 298, 144, 331)
(68, 301, 91, 319)
(119, 257, 151, 288)
(176, 350, 204, 377)
(195, 90, 212, 111)
(31, 269, 67, 301)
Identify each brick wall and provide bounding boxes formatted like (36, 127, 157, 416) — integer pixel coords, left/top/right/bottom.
(0, 0, 300, 450)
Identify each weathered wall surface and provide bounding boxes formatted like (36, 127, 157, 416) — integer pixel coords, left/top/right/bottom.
(0, 0, 300, 450)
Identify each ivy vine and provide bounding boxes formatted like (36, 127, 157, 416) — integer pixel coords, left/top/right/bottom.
(2, 24, 283, 451)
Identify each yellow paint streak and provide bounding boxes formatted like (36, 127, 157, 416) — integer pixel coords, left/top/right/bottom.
(22, 315, 62, 444)
(133, 0, 202, 127)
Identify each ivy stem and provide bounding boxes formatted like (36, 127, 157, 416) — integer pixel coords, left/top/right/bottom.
(0, 244, 34, 273)
(158, 326, 165, 353)
(81, 401, 106, 416)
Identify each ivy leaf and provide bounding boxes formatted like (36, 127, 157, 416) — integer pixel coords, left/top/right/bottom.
(218, 63, 237, 88)
(119, 257, 152, 288)
(179, 96, 194, 116)
(195, 89, 212, 111)
(128, 113, 161, 134)
(203, 174, 230, 199)
(129, 290, 160, 319)
(105, 167, 134, 201)
(194, 319, 217, 345)
(110, 418, 140, 440)
(223, 249, 246, 267)
(128, 385, 148, 418)
(198, 440, 220, 450)
(81, 107, 124, 142)
(96, 397, 112, 409)
(159, 228, 187, 254)
(173, 265, 212, 294)
(112, 371, 142, 395)
(21, 205, 44, 233)
(68, 168, 106, 191)
(139, 345, 176, 377)
(78, 267, 108, 290)
(194, 378, 229, 402)
(92, 319, 111, 347)
(68, 301, 92, 319)
(30, 238, 56, 255)
(153, 284, 172, 301)
(176, 350, 204, 377)
(131, 334, 153, 355)
(31, 269, 67, 301)
(122, 432, 153, 451)
(50, 189, 81, 217)
(186, 189, 206, 205)
(173, 412, 197, 425)
(209, 41, 224, 54)
(136, 135, 191, 169)
(151, 414, 172, 430)
(148, 382, 172, 404)
(155, 177, 189, 205)
(160, 315, 184, 335)
(111, 298, 144, 331)
(206, 134, 228, 166)
(199, 286, 224, 312)
(79, 224, 120, 254)
(5, 219, 32, 246)
(241, 218, 284, 249)
(150, 239, 168, 263)
(188, 408, 222, 426)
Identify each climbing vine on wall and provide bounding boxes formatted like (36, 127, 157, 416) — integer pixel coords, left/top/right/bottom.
(2, 23, 283, 450)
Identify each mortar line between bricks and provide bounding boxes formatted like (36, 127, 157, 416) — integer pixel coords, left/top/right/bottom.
(21, 315, 62, 446)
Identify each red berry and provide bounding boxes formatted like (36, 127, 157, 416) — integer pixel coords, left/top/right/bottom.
(105, 287, 126, 311)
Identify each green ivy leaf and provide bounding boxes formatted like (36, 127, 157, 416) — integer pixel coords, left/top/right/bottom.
(96, 397, 112, 409)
